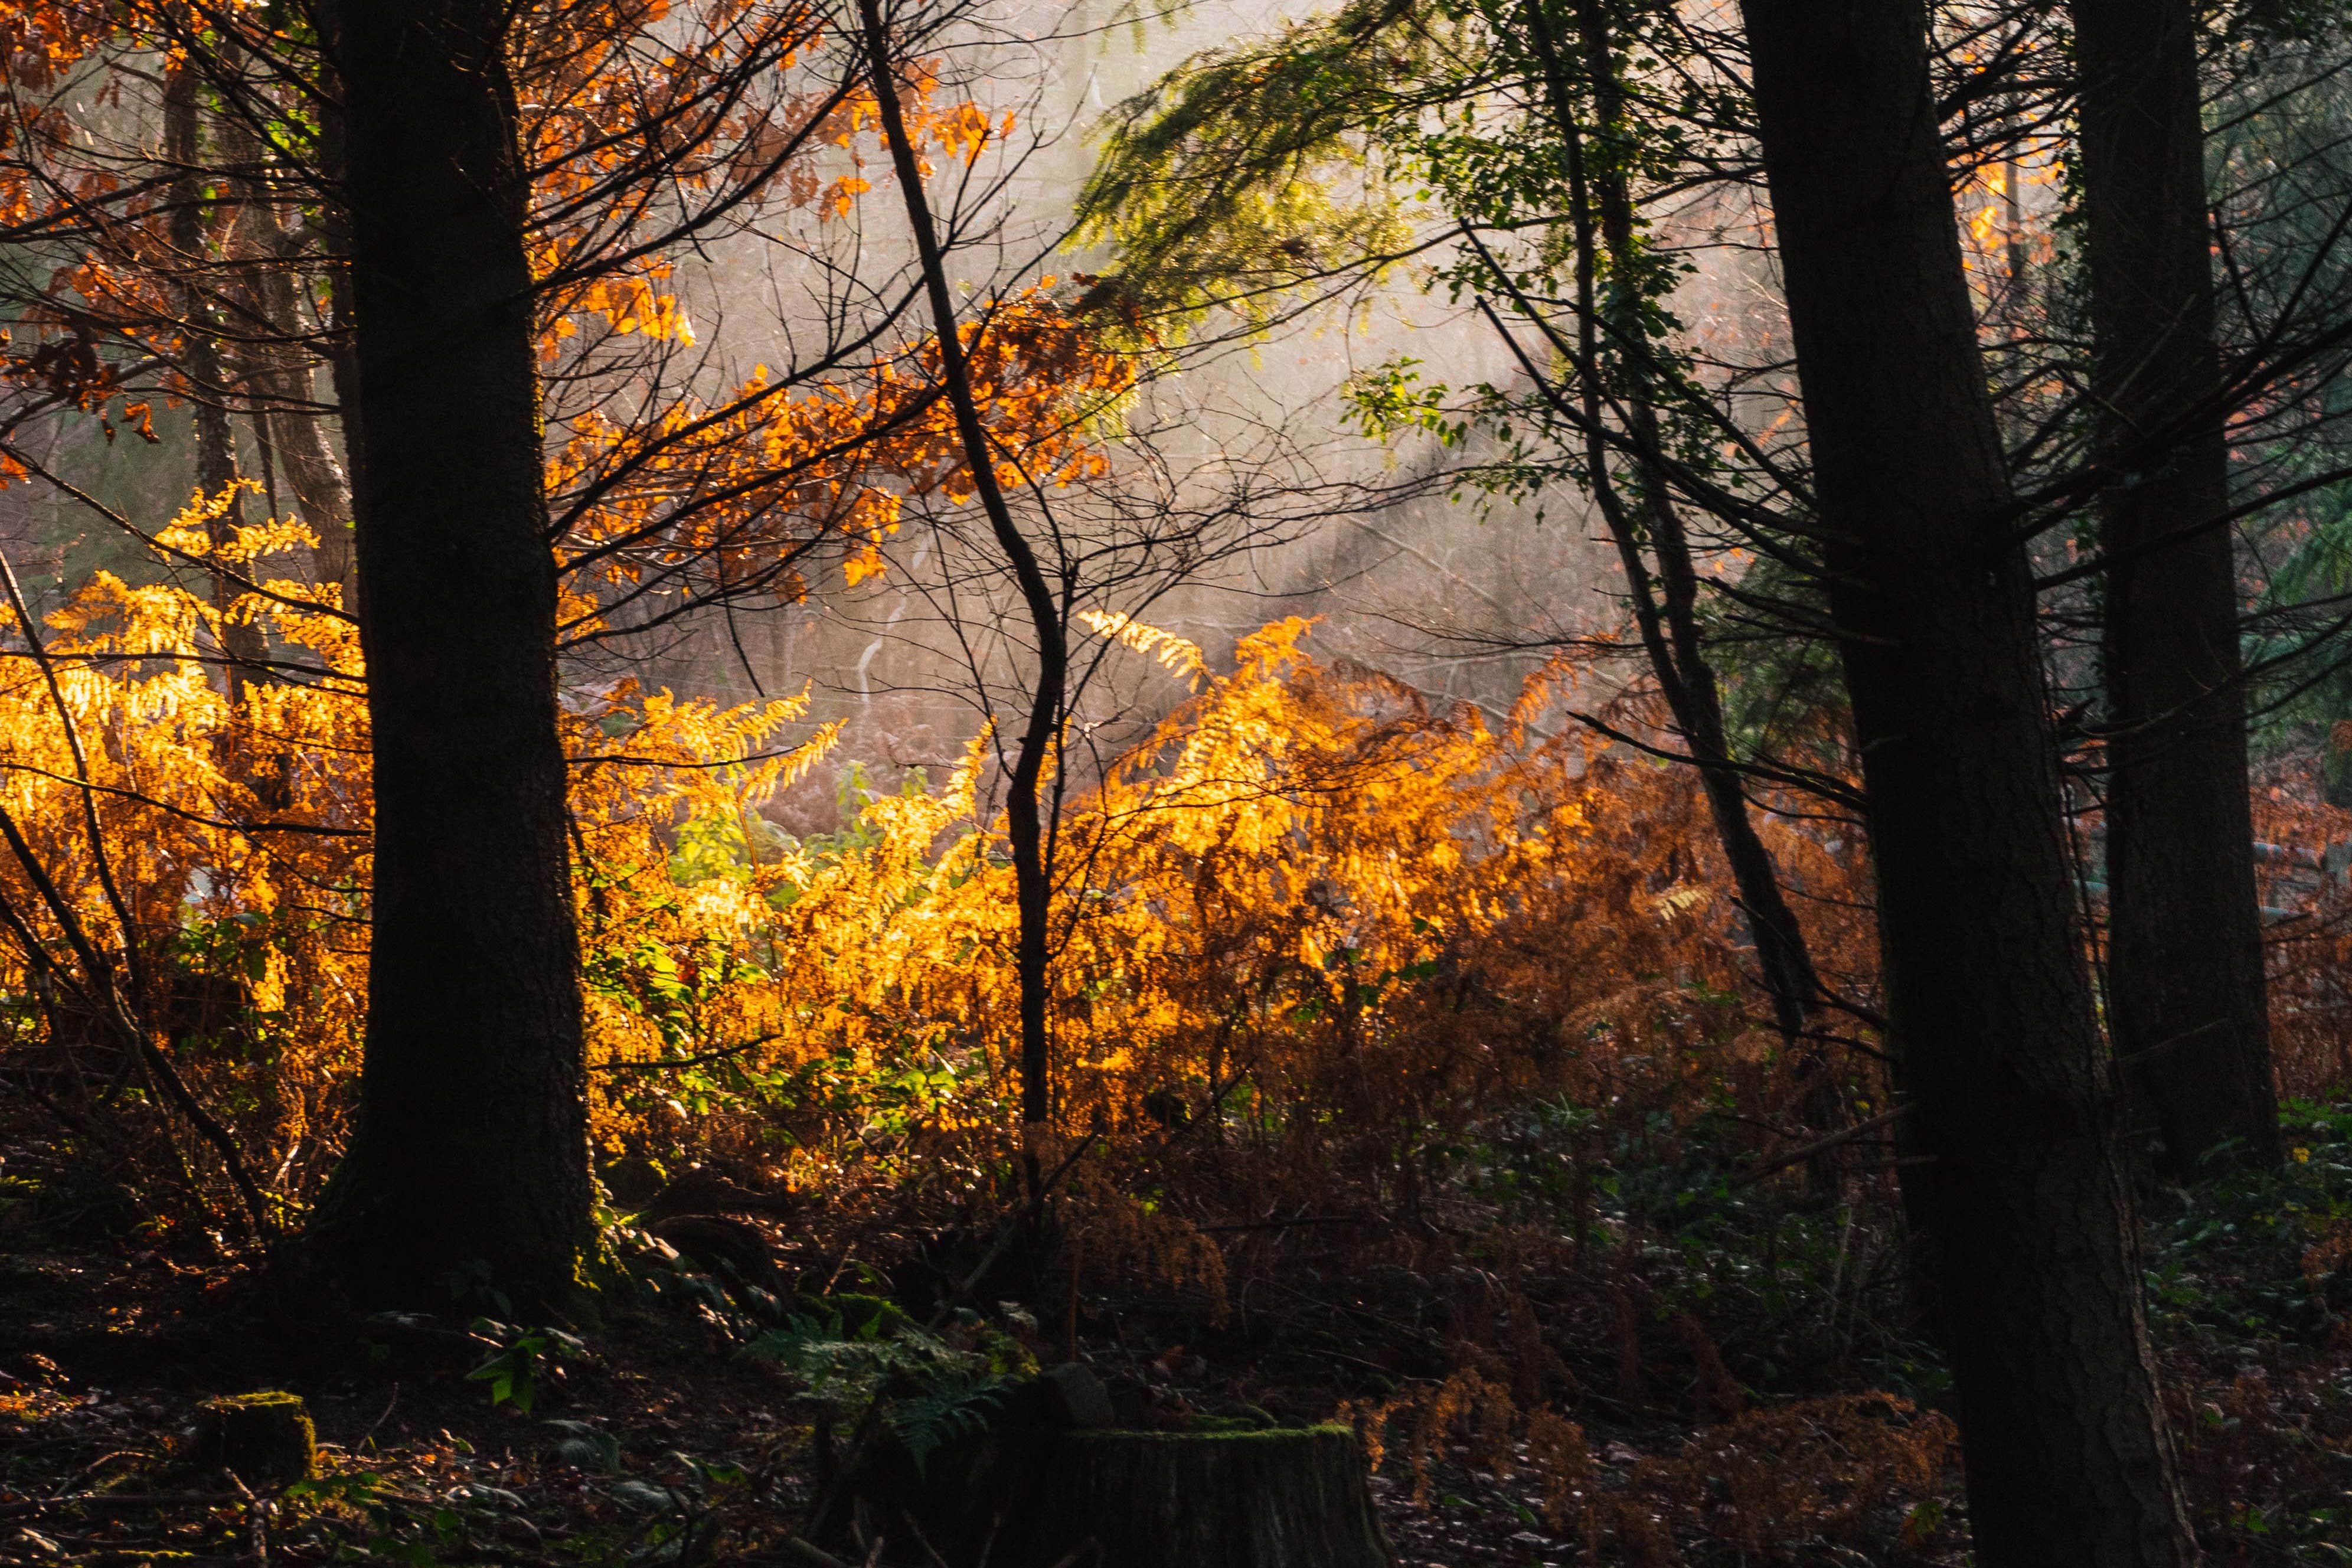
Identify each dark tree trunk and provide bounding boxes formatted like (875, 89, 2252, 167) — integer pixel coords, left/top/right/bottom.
(1528, 0, 1823, 1049)
(860, 0, 1066, 1188)
(1736, 2, 2197, 1563)
(311, 0, 592, 1312)
(2075, 0, 2281, 1175)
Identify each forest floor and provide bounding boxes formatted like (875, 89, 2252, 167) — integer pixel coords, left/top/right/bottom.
(0, 1206, 1953, 1568)
(6, 1110, 2352, 1566)
(0, 1241, 1786, 1568)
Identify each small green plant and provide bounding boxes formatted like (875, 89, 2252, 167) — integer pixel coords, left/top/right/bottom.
(280, 1469, 393, 1525)
(744, 1301, 1033, 1475)
(541, 1419, 623, 1474)
(466, 1321, 586, 1415)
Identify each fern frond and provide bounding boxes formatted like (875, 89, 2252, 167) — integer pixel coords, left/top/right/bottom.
(1079, 608, 1209, 687)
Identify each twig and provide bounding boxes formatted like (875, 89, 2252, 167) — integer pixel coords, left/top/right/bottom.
(359, 1383, 399, 1448)
(785, 1536, 854, 1568)
(230, 1472, 267, 1568)
(1, 1491, 247, 1518)
(590, 1033, 782, 1073)
(52, 1449, 150, 1494)
(1733, 1105, 1909, 1188)
(897, 1508, 953, 1568)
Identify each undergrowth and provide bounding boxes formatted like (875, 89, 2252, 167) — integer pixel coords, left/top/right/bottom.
(1, 560, 2351, 1560)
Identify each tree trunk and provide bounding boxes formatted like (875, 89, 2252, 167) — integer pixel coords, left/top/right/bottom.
(310, 0, 592, 1313)
(860, 0, 1067, 1189)
(1735, 2, 2197, 1564)
(313, 70, 368, 615)
(263, 345, 358, 597)
(188, 1392, 316, 1485)
(2075, 0, 2281, 1175)
(900, 1425, 1393, 1568)
(1527, 0, 1824, 1049)
(163, 55, 268, 697)
(212, 51, 358, 599)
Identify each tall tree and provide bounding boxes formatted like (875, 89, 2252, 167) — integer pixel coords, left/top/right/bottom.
(1530, 0, 1823, 1048)
(858, 0, 1066, 1186)
(1736, 0, 2197, 1561)
(2076, 0, 2282, 1174)
(211, 60, 358, 598)
(1078, 0, 1832, 1054)
(162, 44, 270, 694)
(309, 0, 593, 1310)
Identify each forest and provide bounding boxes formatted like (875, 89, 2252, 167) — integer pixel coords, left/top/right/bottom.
(4, 0, 2352, 1562)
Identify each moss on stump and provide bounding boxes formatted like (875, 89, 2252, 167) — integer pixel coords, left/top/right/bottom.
(188, 1391, 316, 1485)
(900, 1422, 1393, 1568)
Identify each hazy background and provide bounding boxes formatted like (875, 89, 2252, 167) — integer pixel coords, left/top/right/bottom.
(0, 0, 1636, 835)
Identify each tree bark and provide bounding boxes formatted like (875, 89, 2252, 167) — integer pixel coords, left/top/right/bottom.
(212, 50, 358, 598)
(313, 68, 368, 615)
(2075, 0, 2281, 1175)
(1527, 0, 1823, 1048)
(1735, 2, 2197, 1563)
(163, 54, 269, 697)
(263, 341, 358, 596)
(859, 0, 1066, 1187)
(310, 0, 592, 1312)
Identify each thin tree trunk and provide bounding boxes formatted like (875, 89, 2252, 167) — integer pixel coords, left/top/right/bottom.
(265, 344, 358, 596)
(1736, 2, 2197, 1562)
(313, 71, 367, 617)
(1527, 0, 1822, 1047)
(212, 53, 357, 598)
(310, 0, 592, 1312)
(163, 55, 268, 696)
(857, 0, 1066, 1188)
(2075, 0, 2281, 1175)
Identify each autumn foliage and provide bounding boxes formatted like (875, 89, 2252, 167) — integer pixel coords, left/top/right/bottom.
(0, 524, 1946, 1549)
(12, 6, 2352, 1560)
(18, 473, 2352, 1554)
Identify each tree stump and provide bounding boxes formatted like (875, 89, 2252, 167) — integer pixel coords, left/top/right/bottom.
(188, 1391, 316, 1485)
(891, 1396, 1393, 1568)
